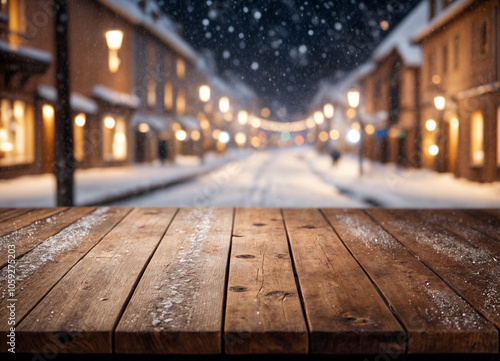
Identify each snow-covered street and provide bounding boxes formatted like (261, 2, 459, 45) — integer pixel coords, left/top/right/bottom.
(112, 147, 500, 208)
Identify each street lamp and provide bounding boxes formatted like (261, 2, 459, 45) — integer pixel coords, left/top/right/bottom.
(323, 103, 335, 119)
(347, 88, 363, 176)
(199, 85, 211, 103)
(105, 28, 124, 73)
(219, 97, 230, 113)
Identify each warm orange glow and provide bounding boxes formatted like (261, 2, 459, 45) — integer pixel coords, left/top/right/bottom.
(42, 104, 54, 119)
(191, 130, 201, 141)
(294, 135, 304, 145)
(199, 85, 211, 102)
(471, 110, 484, 166)
(138, 122, 150, 133)
(238, 110, 248, 125)
(434, 96, 446, 111)
(219, 97, 230, 113)
(346, 108, 356, 119)
(75, 113, 86, 127)
(104, 116, 115, 129)
(347, 88, 360, 108)
(428, 144, 439, 156)
(105, 29, 124, 50)
(425, 119, 437, 131)
(250, 136, 260, 148)
(319, 131, 329, 142)
(175, 129, 187, 141)
(365, 124, 375, 135)
(313, 111, 324, 125)
(235, 132, 247, 145)
(432, 75, 441, 85)
(200, 119, 210, 130)
(330, 129, 340, 140)
(261, 107, 271, 118)
(323, 103, 334, 118)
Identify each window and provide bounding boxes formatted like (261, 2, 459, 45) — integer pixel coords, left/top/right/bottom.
(74, 113, 86, 162)
(428, 53, 436, 85)
(470, 110, 484, 167)
(480, 22, 488, 54)
(429, 0, 435, 19)
(147, 78, 156, 108)
(176, 58, 185, 79)
(0, 99, 34, 166)
(374, 80, 381, 101)
(164, 82, 173, 111)
(4, 0, 26, 45)
(103, 116, 127, 161)
(442, 43, 448, 74)
(453, 36, 459, 69)
(176, 88, 186, 115)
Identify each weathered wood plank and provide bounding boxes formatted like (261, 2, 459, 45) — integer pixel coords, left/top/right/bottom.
(224, 208, 308, 354)
(0, 208, 95, 269)
(16, 208, 177, 354)
(416, 209, 500, 257)
(115, 208, 233, 354)
(367, 209, 500, 336)
(459, 209, 500, 242)
(324, 209, 498, 354)
(0, 209, 33, 223)
(0, 208, 66, 238)
(0, 207, 131, 353)
(283, 208, 405, 355)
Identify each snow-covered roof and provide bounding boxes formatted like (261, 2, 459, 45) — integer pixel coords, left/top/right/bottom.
(96, 0, 197, 62)
(37, 85, 98, 114)
(92, 85, 140, 109)
(176, 115, 200, 130)
(0, 40, 52, 63)
(131, 111, 166, 130)
(372, 1, 428, 66)
(413, 0, 473, 43)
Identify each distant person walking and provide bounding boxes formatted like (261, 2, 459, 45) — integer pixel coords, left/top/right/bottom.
(330, 148, 341, 166)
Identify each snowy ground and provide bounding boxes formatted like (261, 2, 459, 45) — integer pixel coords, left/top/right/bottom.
(111, 147, 500, 208)
(0, 150, 249, 208)
(1, 146, 499, 208)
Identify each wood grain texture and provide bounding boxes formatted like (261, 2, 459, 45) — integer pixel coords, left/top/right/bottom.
(459, 209, 500, 242)
(324, 209, 497, 354)
(115, 208, 233, 354)
(224, 208, 308, 354)
(283, 208, 405, 354)
(0, 208, 33, 223)
(0, 207, 131, 352)
(367, 209, 500, 334)
(0, 208, 66, 237)
(0, 207, 95, 268)
(16, 208, 176, 354)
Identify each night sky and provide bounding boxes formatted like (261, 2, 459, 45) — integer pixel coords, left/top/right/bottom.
(159, 0, 421, 117)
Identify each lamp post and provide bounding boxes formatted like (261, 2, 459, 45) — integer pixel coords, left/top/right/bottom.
(347, 88, 362, 176)
(198, 85, 211, 161)
(433, 95, 446, 172)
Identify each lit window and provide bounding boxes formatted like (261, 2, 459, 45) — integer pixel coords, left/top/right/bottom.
(6, 0, 25, 45)
(103, 116, 127, 161)
(74, 113, 85, 162)
(164, 82, 173, 111)
(147, 78, 156, 108)
(176, 89, 186, 115)
(176, 58, 185, 79)
(470, 110, 484, 167)
(0, 99, 34, 166)
(453, 36, 459, 69)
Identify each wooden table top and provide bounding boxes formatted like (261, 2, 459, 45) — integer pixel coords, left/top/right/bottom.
(0, 207, 499, 356)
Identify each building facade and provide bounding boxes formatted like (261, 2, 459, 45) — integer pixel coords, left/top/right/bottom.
(415, 0, 500, 182)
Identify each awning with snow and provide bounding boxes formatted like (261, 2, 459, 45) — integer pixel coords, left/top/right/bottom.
(131, 112, 166, 131)
(176, 115, 200, 130)
(37, 85, 98, 115)
(91, 85, 140, 109)
(0, 41, 51, 88)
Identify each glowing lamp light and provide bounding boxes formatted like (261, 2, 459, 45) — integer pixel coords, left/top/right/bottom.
(251, 117, 261, 128)
(347, 88, 360, 109)
(199, 85, 211, 102)
(75, 113, 86, 127)
(42, 104, 54, 119)
(346, 129, 361, 144)
(235, 132, 247, 145)
(219, 97, 230, 113)
(346, 108, 356, 119)
(105, 29, 124, 50)
(330, 129, 340, 140)
(428, 144, 439, 156)
(434, 96, 446, 111)
(323, 103, 334, 119)
(1, 142, 13, 152)
(218, 130, 230, 144)
(294, 134, 304, 145)
(191, 130, 201, 141)
(425, 119, 437, 131)
(313, 111, 324, 125)
(238, 110, 248, 125)
(175, 129, 187, 141)
(450, 117, 459, 128)
(114, 133, 126, 143)
(138, 122, 150, 133)
(261, 107, 271, 118)
(365, 124, 375, 135)
(319, 131, 329, 142)
(250, 136, 261, 148)
(104, 116, 116, 129)
(212, 129, 221, 140)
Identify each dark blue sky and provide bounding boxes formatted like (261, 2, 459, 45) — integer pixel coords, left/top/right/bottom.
(160, 0, 421, 116)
